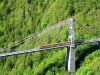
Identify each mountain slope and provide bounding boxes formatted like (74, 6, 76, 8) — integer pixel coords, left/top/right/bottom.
(0, 0, 100, 75)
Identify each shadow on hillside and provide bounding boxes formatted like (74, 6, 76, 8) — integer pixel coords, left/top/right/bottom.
(75, 43, 100, 70)
(38, 61, 64, 75)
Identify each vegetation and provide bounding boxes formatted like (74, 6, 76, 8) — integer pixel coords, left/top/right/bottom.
(0, 0, 100, 75)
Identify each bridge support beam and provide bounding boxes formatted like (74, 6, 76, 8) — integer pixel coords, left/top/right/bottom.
(97, 42, 100, 48)
(68, 46, 75, 72)
(65, 46, 75, 72)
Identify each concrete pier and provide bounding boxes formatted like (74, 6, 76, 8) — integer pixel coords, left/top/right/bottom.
(68, 46, 75, 72)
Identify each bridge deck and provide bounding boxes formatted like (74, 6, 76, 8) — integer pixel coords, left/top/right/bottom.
(0, 38, 100, 57)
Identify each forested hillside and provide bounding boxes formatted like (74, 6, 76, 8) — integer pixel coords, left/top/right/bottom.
(0, 0, 100, 75)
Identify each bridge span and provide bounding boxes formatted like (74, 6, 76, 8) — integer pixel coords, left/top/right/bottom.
(0, 38, 99, 57)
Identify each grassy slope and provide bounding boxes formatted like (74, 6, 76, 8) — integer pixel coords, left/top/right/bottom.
(0, 0, 100, 75)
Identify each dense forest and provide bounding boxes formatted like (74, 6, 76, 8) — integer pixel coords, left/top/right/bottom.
(0, 0, 100, 75)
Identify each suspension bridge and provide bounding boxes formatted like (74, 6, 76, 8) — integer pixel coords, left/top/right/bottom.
(0, 18, 100, 73)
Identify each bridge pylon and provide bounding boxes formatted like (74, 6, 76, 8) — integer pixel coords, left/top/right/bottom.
(65, 18, 75, 72)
